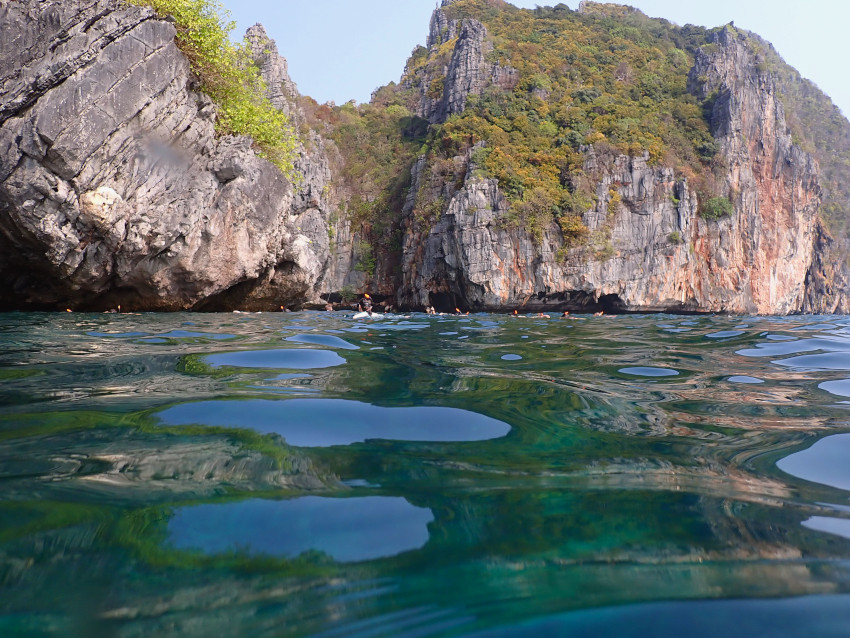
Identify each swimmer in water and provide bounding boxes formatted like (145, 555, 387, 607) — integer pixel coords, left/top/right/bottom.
(358, 294, 373, 317)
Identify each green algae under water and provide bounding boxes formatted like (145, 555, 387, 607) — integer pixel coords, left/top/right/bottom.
(4, 311, 850, 636)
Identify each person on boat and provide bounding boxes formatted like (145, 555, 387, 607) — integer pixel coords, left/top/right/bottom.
(358, 294, 373, 316)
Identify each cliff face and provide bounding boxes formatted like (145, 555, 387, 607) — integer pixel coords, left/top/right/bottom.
(687, 27, 821, 313)
(244, 24, 368, 301)
(0, 0, 331, 311)
(242, 24, 341, 308)
(399, 151, 700, 312)
(392, 10, 822, 314)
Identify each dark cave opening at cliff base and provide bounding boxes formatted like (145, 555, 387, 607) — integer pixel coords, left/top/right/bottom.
(537, 291, 628, 315)
(596, 293, 628, 314)
(424, 291, 630, 315)
(429, 292, 460, 314)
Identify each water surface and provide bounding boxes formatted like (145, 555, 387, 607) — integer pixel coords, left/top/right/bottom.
(167, 496, 433, 562)
(3, 311, 850, 636)
(158, 398, 511, 446)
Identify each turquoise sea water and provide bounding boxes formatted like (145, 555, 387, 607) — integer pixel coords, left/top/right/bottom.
(3, 311, 850, 636)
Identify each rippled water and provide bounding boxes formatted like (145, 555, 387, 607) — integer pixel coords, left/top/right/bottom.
(4, 311, 850, 636)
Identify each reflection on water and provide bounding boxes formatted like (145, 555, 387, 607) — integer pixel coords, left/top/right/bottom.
(802, 517, 850, 541)
(204, 348, 346, 369)
(820, 379, 850, 397)
(157, 398, 512, 446)
(772, 352, 850, 370)
(737, 337, 850, 357)
(618, 366, 679, 377)
(777, 434, 850, 490)
(167, 496, 434, 562)
(466, 595, 850, 638)
(284, 333, 360, 350)
(4, 311, 850, 635)
(706, 329, 746, 338)
(728, 375, 765, 384)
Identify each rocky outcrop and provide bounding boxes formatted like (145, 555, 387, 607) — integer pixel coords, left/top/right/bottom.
(0, 0, 331, 311)
(242, 23, 368, 299)
(410, 3, 518, 124)
(244, 24, 300, 123)
(0, 1, 834, 315)
(400, 151, 703, 312)
(395, 23, 821, 314)
(244, 23, 343, 305)
(802, 224, 850, 314)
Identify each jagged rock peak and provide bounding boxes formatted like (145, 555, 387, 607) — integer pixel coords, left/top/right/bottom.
(395, 4, 824, 314)
(689, 24, 831, 313)
(440, 19, 491, 119)
(244, 24, 299, 117)
(427, 4, 458, 49)
(417, 4, 518, 123)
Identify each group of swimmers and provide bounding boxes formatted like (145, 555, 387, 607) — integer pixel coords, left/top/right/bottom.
(318, 293, 612, 317)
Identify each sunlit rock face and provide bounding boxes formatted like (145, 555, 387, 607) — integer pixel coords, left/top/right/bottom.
(686, 26, 820, 314)
(396, 16, 822, 314)
(0, 1, 331, 311)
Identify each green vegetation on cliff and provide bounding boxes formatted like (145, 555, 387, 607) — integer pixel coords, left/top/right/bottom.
(320, 0, 723, 254)
(316, 0, 850, 268)
(407, 0, 719, 240)
(700, 196, 734, 220)
(316, 98, 427, 233)
(304, 95, 429, 276)
(128, 0, 298, 174)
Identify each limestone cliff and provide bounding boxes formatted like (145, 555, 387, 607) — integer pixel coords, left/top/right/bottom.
(243, 23, 365, 300)
(687, 26, 821, 313)
(390, 9, 823, 314)
(0, 0, 331, 311)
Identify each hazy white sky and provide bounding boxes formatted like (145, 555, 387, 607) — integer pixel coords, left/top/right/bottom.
(220, 0, 848, 117)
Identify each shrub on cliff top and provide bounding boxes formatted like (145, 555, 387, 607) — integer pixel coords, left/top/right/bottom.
(127, 0, 297, 175)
